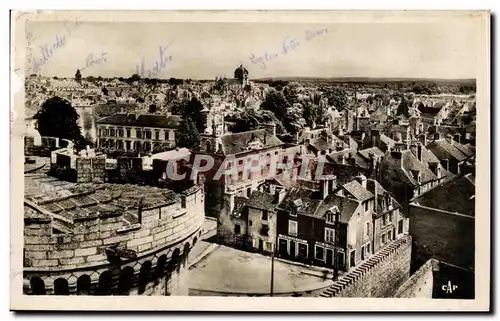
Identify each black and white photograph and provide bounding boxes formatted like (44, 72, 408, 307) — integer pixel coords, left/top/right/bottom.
(10, 10, 490, 311)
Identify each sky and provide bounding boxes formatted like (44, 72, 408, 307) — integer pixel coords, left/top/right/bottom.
(24, 19, 479, 80)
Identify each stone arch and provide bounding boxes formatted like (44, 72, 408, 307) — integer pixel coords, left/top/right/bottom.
(77, 274, 91, 295)
(117, 266, 135, 295)
(170, 248, 181, 273)
(97, 270, 113, 295)
(30, 277, 46, 295)
(137, 261, 152, 294)
(182, 242, 191, 266)
(155, 255, 168, 278)
(54, 278, 69, 295)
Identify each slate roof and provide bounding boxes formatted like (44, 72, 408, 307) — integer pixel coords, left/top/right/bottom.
(278, 186, 323, 217)
(420, 146, 441, 164)
(411, 174, 475, 216)
(453, 142, 474, 158)
(359, 147, 385, 160)
(341, 180, 374, 202)
(219, 129, 284, 155)
(402, 150, 438, 185)
(315, 194, 360, 223)
(246, 190, 279, 212)
(327, 149, 371, 169)
(96, 113, 182, 129)
(426, 139, 468, 162)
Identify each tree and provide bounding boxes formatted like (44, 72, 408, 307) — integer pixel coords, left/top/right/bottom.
(128, 73, 141, 83)
(34, 97, 82, 142)
(75, 69, 82, 83)
(184, 97, 205, 133)
(303, 103, 325, 128)
(322, 87, 348, 110)
(397, 99, 410, 117)
(175, 118, 200, 150)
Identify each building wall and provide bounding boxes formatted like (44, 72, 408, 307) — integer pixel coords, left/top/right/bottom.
(316, 235, 412, 298)
(409, 204, 475, 272)
(23, 186, 205, 296)
(394, 258, 436, 298)
(247, 207, 276, 252)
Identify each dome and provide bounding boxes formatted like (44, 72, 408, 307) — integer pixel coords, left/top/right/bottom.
(233, 64, 249, 80)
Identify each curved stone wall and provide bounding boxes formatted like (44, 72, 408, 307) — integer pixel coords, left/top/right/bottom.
(23, 185, 205, 296)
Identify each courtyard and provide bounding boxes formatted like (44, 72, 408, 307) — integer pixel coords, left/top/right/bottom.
(187, 244, 334, 296)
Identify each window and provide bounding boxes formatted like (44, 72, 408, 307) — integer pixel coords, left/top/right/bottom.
(117, 128, 124, 137)
(155, 131, 160, 140)
(266, 242, 273, 251)
(260, 224, 269, 236)
(110, 128, 116, 137)
(249, 220, 253, 227)
(361, 245, 365, 260)
(388, 212, 393, 222)
(381, 233, 386, 244)
(145, 130, 152, 139)
(315, 246, 325, 261)
(388, 230, 392, 241)
(366, 243, 371, 255)
(398, 220, 403, 234)
(364, 201, 368, 211)
(125, 141, 131, 150)
(325, 228, 335, 243)
(382, 214, 387, 225)
(126, 129, 131, 137)
(298, 244, 308, 258)
(326, 212, 335, 224)
(234, 224, 241, 235)
(366, 222, 370, 236)
(262, 211, 268, 221)
(98, 128, 102, 137)
(288, 220, 297, 236)
(136, 130, 142, 139)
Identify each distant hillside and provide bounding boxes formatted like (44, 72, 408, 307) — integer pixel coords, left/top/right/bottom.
(253, 77, 476, 85)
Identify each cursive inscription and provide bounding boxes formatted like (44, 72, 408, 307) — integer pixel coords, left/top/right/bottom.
(248, 28, 329, 70)
(81, 52, 108, 71)
(136, 43, 173, 79)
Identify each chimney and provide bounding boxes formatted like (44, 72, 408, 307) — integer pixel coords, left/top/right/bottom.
(225, 190, 236, 214)
(419, 133, 427, 146)
(341, 155, 346, 165)
(275, 188, 286, 204)
(329, 176, 338, 193)
(320, 178, 329, 200)
(356, 174, 367, 189)
(437, 165, 442, 179)
(417, 143, 423, 162)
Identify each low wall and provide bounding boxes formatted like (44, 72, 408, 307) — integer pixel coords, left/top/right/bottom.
(394, 258, 437, 298)
(317, 235, 412, 298)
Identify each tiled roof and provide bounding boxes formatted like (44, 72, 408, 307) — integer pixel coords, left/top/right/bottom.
(342, 180, 374, 202)
(411, 174, 475, 216)
(219, 129, 283, 155)
(96, 113, 182, 129)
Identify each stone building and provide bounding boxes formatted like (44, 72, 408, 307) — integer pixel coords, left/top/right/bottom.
(275, 174, 407, 272)
(96, 113, 182, 154)
(23, 182, 204, 296)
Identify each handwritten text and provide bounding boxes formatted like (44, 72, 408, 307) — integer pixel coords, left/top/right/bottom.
(81, 52, 108, 71)
(248, 28, 329, 70)
(136, 43, 173, 79)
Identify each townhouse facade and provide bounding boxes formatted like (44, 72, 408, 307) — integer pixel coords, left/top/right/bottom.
(275, 174, 408, 273)
(95, 113, 182, 154)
